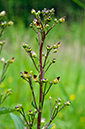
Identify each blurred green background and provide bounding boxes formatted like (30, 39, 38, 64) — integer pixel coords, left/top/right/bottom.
(0, 0, 85, 129)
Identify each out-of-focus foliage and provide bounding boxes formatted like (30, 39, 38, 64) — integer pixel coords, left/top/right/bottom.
(0, 0, 84, 26)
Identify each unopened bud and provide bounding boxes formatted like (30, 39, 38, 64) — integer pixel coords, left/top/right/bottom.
(33, 75, 39, 82)
(59, 16, 65, 23)
(31, 50, 37, 57)
(0, 11, 6, 17)
(8, 57, 15, 63)
(49, 96, 52, 100)
(31, 9, 36, 14)
(0, 40, 5, 45)
(66, 101, 71, 106)
(52, 58, 56, 63)
(8, 21, 13, 26)
(53, 76, 60, 84)
(1, 57, 5, 62)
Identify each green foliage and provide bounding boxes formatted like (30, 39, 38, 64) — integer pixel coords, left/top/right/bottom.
(0, 107, 15, 114)
(10, 113, 25, 129)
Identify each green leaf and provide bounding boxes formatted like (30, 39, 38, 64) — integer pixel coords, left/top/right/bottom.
(31, 101, 36, 109)
(0, 107, 15, 114)
(10, 113, 25, 129)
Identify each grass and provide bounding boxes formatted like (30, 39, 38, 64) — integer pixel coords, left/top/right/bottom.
(0, 19, 85, 129)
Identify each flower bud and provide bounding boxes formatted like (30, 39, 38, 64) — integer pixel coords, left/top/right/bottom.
(23, 71, 30, 78)
(0, 40, 5, 45)
(41, 118, 45, 124)
(45, 24, 49, 28)
(31, 50, 37, 57)
(33, 75, 39, 82)
(31, 9, 36, 14)
(52, 58, 56, 63)
(53, 49, 58, 53)
(46, 45, 51, 50)
(1, 21, 7, 26)
(8, 57, 15, 63)
(30, 23, 33, 28)
(27, 47, 32, 52)
(55, 106, 58, 109)
(58, 97, 62, 102)
(59, 16, 66, 23)
(58, 102, 61, 106)
(22, 43, 29, 48)
(8, 21, 13, 26)
(42, 78, 48, 83)
(15, 105, 19, 111)
(53, 76, 60, 84)
(49, 96, 52, 100)
(66, 101, 71, 106)
(1, 57, 5, 62)
(53, 42, 60, 49)
(0, 11, 6, 17)
(54, 18, 58, 23)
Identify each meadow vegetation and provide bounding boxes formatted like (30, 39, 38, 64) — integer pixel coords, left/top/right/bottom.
(0, 4, 85, 129)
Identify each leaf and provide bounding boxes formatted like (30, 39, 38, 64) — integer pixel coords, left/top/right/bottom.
(31, 101, 36, 109)
(10, 113, 25, 129)
(0, 107, 15, 114)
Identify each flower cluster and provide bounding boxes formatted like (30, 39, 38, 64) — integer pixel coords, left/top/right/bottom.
(19, 8, 70, 129)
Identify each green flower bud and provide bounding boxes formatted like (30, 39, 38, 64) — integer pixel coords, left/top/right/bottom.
(42, 78, 48, 83)
(1, 21, 7, 26)
(55, 106, 58, 109)
(0, 40, 5, 45)
(45, 24, 49, 28)
(53, 49, 58, 53)
(53, 42, 60, 49)
(22, 43, 29, 48)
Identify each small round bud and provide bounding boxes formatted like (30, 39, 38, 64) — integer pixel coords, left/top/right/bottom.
(58, 102, 61, 106)
(22, 43, 29, 48)
(42, 78, 48, 83)
(15, 106, 19, 111)
(33, 75, 39, 82)
(8, 21, 13, 26)
(46, 45, 51, 50)
(23, 71, 30, 78)
(41, 118, 45, 124)
(0, 40, 5, 45)
(49, 96, 52, 100)
(45, 24, 49, 28)
(0, 11, 6, 17)
(27, 47, 32, 52)
(31, 9, 36, 14)
(8, 57, 15, 63)
(53, 49, 58, 53)
(30, 23, 33, 28)
(52, 58, 56, 63)
(53, 76, 60, 84)
(59, 16, 66, 23)
(1, 57, 5, 62)
(31, 50, 37, 57)
(66, 101, 71, 106)
(54, 18, 58, 23)
(58, 97, 62, 102)
(55, 106, 58, 109)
